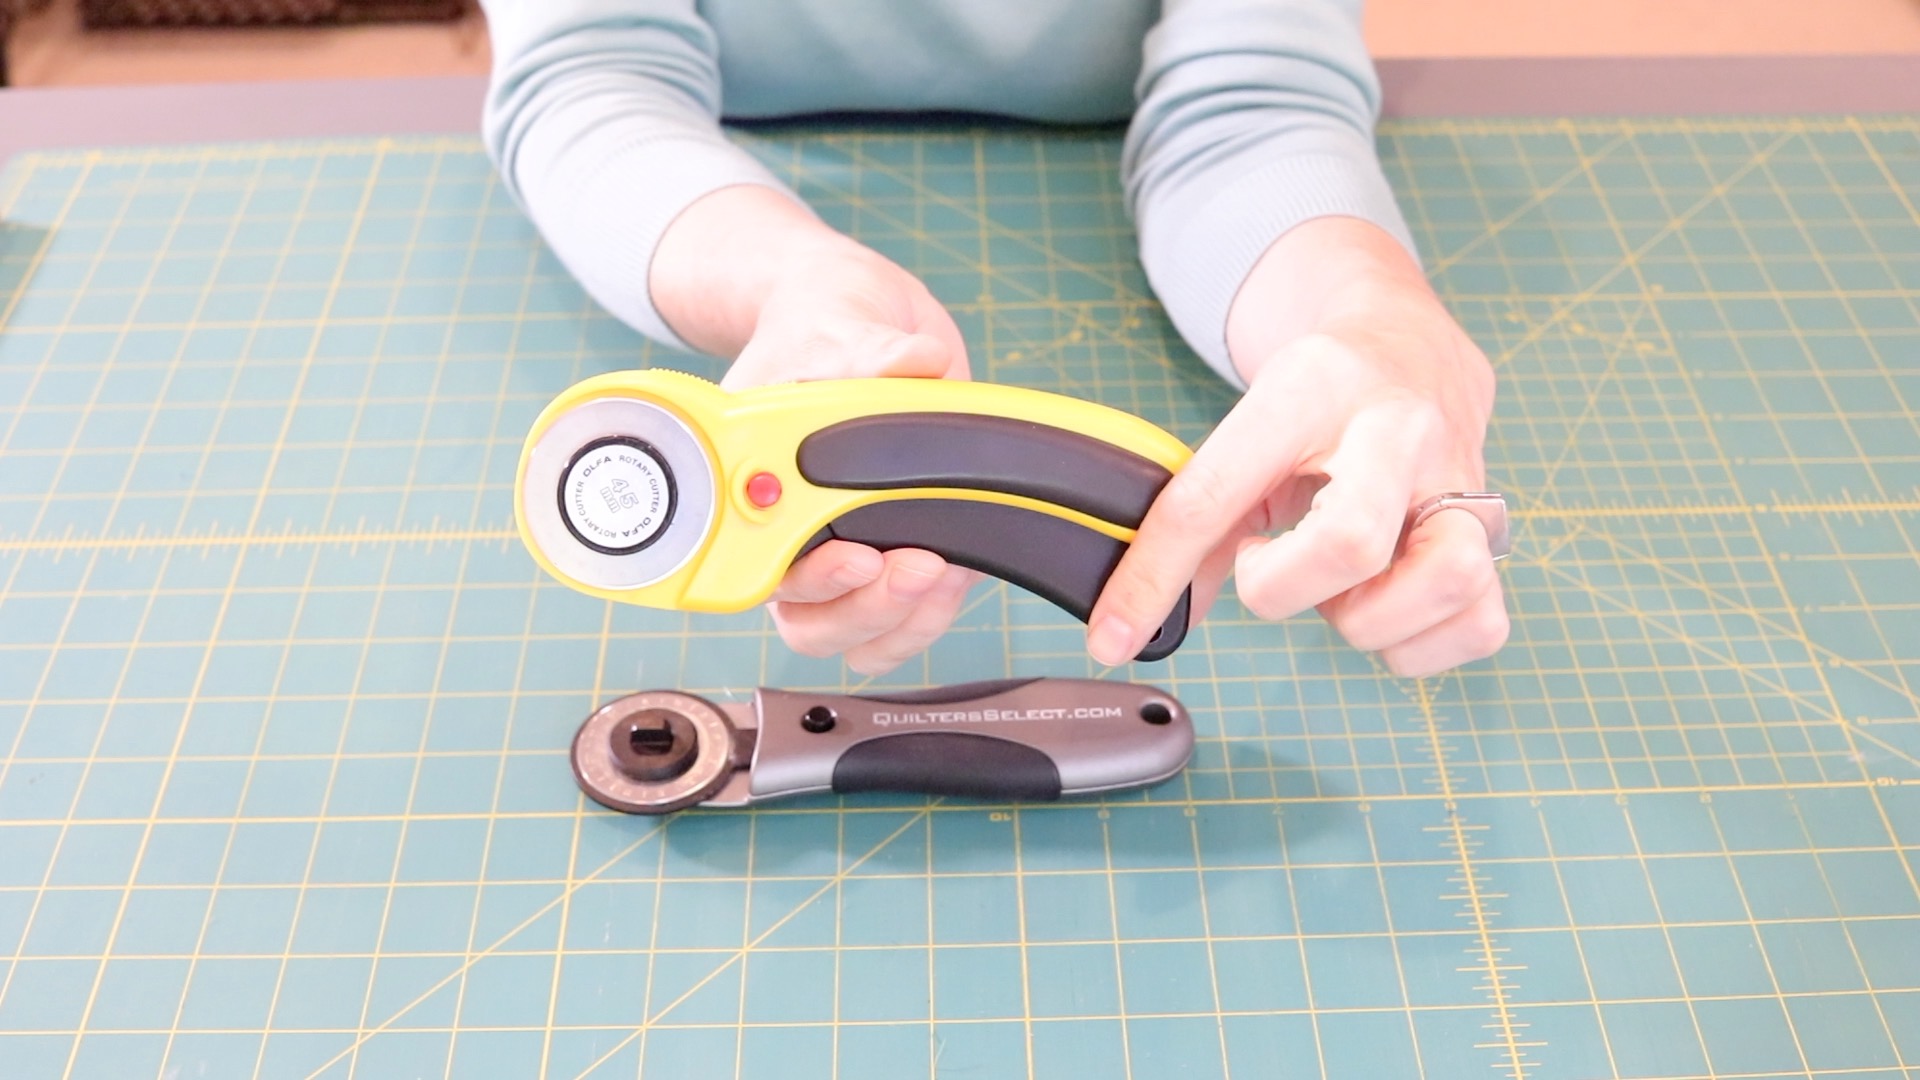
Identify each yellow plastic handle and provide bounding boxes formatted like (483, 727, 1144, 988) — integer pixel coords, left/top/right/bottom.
(515, 369, 1193, 633)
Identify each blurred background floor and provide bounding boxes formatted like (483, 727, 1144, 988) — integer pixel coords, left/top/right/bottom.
(4, 0, 1920, 88)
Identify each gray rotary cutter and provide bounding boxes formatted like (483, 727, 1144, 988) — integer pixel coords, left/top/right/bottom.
(570, 677, 1195, 814)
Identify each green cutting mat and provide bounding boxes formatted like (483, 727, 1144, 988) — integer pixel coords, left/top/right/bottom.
(1, 116, 1918, 1080)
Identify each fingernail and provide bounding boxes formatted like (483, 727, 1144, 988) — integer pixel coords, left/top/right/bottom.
(1088, 615, 1136, 667)
(888, 561, 941, 601)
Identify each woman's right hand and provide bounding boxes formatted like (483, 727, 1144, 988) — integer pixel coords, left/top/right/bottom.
(651, 186, 978, 675)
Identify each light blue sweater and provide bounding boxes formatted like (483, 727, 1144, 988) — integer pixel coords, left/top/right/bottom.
(479, 0, 1414, 387)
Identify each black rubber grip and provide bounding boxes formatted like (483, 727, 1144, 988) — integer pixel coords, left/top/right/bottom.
(831, 732, 1062, 800)
(797, 413, 1174, 527)
(822, 499, 1188, 662)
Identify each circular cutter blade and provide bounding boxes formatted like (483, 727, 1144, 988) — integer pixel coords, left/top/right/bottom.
(521, 396, 716, 590)
(571, 691, 738, 813)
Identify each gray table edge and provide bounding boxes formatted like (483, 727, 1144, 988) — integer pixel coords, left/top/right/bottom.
(2, 55, 1919, 171)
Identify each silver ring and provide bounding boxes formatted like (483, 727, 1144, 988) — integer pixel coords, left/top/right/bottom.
(1407, 492, 1510, 561)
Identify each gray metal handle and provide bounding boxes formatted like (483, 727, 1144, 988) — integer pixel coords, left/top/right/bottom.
(746, 678, 1193, 801)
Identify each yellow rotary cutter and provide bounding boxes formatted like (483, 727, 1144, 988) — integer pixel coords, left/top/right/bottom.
(514, 369, 1195, 661)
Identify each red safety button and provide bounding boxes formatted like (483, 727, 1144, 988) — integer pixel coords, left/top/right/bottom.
(745, 471, 782, 509)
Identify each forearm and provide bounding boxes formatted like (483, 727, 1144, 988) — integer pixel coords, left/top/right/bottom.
(480, 0, 805, 351)
(1123, 0, 1418, 388)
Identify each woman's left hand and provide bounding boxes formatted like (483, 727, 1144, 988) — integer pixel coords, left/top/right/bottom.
(1087, 216, 1510, 677)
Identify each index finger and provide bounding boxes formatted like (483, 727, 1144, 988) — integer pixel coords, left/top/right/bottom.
(1086, 375, 1323, 665)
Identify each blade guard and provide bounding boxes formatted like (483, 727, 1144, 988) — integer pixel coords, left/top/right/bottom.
(515, 369, 1195, 662)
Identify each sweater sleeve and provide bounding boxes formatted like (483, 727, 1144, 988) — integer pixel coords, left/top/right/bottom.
(1121, 0, 1417, 388)
(478, 0, 810, 350)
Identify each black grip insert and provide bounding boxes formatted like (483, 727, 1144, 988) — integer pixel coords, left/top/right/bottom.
(831, 732, 1062, 800)
(822, 499, 1187, 662)
(798, 413, 1174, 527)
